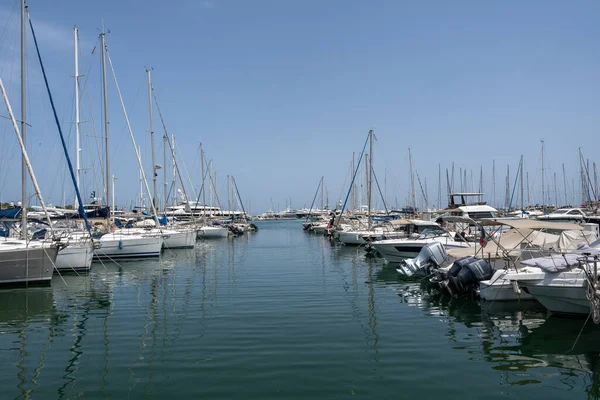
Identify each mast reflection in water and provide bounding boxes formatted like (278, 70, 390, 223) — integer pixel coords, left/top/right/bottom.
(0, 221, 598, 399)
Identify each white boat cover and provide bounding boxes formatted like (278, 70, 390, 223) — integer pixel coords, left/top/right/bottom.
(447, 228, 560, 259)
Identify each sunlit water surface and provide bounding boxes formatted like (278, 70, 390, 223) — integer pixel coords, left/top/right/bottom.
(1, 220, 599, 399)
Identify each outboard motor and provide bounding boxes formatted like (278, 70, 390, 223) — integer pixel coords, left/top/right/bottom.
(227, 224, 243, 236)
(396, 242, 447, 277)
(439, 256, 494, 297)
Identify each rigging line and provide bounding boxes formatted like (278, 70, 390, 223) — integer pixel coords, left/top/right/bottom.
(174, 139, 198, 201)
(0, 27, 19, 194)
(306, 177, 323, 222)
(27, 14, 92, 234)
(79, 35, 104, 202)
(507, 157, 522, 211)
(152, 89, 195, 225)
(580, 149, 598, 202)
(336, 132, 370, 227)
(231, 176, 248, 219)
(106, 49, 161, 226)
(336, 162, 351, 210)
(0, 0, 18, 52)
(371, 169, 389, 215)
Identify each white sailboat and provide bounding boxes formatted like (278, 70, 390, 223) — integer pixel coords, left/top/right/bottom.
(93, 30, 163, 259)
(0, 2, 58, 285)
(145, 69, 196, 249)
(53, 26, 94, 272)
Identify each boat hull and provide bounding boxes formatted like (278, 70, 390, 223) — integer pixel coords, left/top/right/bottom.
(197, 226, 229, 238)
(163, 229, 196, 249)
(521, 281, 590, 314)
(94, 234, 163, 259)
(55, 241, 94, 272)
(0, 244, 57, 285)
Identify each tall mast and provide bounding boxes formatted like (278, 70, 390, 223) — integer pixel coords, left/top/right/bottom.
(562, 163, 567, 206)
(201, 143, 206, 224)
(479, 166, 483, 202)
(74, 26, 81, 208)
(437, 164, 441, 209)
(171, 135, 176, 204)
(100, 29, 111, 226)
(20, 0, 27, 239)
(505, 165, 510, 211)
(553, 172, 558, 208)
(138, 145, 143, 209)
(146, 69, 157, 208)
(520, 155, 524, 212)
(409, 147, 416, 212)
(367, 129, 373, 230)
(526, 171, 530, 206)
(320, 176, 324, 210)
(163, 129, 167, 210)
(594, 161, 598, 206)
(541, 139, 545, 209)
(492, 160, 495, 208)
(351, 153, 355, 210)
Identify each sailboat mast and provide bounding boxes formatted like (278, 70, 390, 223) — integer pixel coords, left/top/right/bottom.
(553, 172, 558, 208)
(541, 139, 545, 209)
(320, 176, 324, 210)
(520, 155, 524, 212)
(163, 132, 167, 210)
(74, 26, 81, 208)
(562, 163, 567, 206)
(172, 135, 176, 204)
(20, 0, 27, 239)
(201, 143, 206, 224)
(367, 129, 373, 230)
(409, 147, 416, 212)
(147, 69, 157, 208)
(100, 30, 111, 225)
(351, 153, 355, 210)
(492, 160, 495, 207)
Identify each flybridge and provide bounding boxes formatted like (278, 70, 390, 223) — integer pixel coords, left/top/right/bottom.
(448, 192, 486, 208)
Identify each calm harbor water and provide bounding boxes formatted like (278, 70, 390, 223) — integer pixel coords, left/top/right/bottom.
(1, 220, 599, 399)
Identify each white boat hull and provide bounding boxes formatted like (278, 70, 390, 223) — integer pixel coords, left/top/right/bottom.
(521, 281, 590, 314)
(55, 241, 94, 272)
(0, 242, 57, 285)
(94, 233, 163, 259)
(197, 226, 229, 238)
(373, 238, 470, 263)
(163, 229, 196, 249)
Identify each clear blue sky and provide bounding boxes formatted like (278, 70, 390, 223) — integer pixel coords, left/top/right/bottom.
(1, 0, 599, 213)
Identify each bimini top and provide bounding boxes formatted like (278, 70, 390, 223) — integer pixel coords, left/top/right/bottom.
(439, 216, 583, 231)
(479, 218, 583, 231)
(388, 219, 439, 226)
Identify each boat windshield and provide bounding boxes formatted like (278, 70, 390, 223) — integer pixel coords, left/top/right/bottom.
(417, 228, 447, 240)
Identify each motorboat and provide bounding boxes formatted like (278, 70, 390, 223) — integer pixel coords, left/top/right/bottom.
(371, 227, 471, 262)
(503, 251, 600, 315)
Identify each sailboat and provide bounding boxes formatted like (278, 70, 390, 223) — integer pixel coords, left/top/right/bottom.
(93, 30, 163, 259)
(196, 144, 228, 239)
(336, 130, 402, 245)
(0, 1, 58, 285)
(145, 69, 195, 249)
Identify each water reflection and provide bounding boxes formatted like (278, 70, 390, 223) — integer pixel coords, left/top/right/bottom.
(378, 263, 600, 398)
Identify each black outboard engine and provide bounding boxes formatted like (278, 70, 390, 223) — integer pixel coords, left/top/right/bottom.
(228, 224, 243, 236)
(438, 256, 494, 297)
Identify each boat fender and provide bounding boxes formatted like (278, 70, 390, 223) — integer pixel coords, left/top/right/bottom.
(118, 239, 123, 249)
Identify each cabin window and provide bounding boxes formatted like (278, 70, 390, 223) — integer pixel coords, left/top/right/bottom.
(466, 211, 495, 220)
